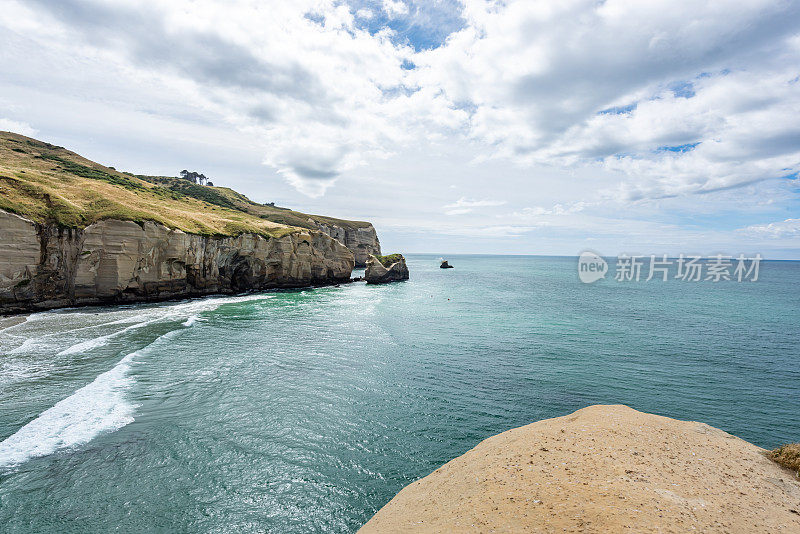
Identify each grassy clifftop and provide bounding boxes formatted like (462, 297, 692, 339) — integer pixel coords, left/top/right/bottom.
(0, 132, 370, 238)
(139, 175, 373, 231)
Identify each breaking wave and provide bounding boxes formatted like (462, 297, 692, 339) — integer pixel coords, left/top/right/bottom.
(0, 352, 139, 469)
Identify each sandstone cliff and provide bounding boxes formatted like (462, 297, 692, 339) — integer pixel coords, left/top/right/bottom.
(0, 209, 354, 314)
(365, 254, 409, 284)
(0, 132, 388, 313)
(312, 220, 381, 267)
(360, 405, 800, 533)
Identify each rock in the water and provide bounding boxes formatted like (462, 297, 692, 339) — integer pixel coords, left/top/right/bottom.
(365, 254, 409, 284)
(440, 260, 453, 269)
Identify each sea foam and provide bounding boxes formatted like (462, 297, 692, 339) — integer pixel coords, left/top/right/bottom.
(0, 293, 274, 469)
(8, 337, 39, 355)
(0, 352, 139, 469)
(56, 318, 159, 356)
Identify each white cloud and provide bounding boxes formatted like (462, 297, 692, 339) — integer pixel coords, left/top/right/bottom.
(356, 8, 374, 20)
(383, 0, 409, 18)
(0, 0, 798, 256)
(740, 218, 800, 238)
(443, 196, 506, 215)
(5, 0, 798, 203)
(418, 0, 800, 201)
(1, 0, 463, 196)
(0, 118, 36, 137)
(511, 202, 589, 218)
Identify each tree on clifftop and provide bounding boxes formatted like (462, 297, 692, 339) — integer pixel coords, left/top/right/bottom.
(179, 170, 211, 186)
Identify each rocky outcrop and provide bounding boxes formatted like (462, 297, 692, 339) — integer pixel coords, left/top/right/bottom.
(311, 220, 381, 267)
(364, 254, 409, 284)
(0, 210, 354, 314)
(360, 405, 800, 533)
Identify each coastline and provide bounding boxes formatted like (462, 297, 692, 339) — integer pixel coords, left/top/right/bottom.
(0, 278, 361, 317)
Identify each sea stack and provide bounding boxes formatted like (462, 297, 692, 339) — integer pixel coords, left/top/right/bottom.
(365, 254, 409, 284)
(360, 405, 800, 533)
(440, 260, 453, 269)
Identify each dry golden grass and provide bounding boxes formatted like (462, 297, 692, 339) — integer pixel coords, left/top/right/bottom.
(141, 176, 373, 231)
(0, 131, 362, 239)
(770, 443, 800, 476)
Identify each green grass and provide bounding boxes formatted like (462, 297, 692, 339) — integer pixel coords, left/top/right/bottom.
(137, 175, 240, 209)
(372, 253, 403, 267)
(36, 152, 149, 192)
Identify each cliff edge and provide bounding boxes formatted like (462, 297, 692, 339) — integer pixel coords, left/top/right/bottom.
(0, 132, 377, 313)
(360, 405, 800, 533)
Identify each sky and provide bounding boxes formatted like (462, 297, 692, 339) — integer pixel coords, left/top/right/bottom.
(1, 0, 799, 258)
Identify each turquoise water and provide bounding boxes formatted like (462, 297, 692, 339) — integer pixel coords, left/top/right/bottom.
(0, 254, 798, 532)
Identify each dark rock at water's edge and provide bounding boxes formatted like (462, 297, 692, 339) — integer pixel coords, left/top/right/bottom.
(365, 254, 409, 284)
(440, 260, 454, 269)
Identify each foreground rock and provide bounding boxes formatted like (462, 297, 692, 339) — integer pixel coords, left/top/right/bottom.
(365, 254, 409, 284)
(360, 405, 800, 533)
(0, 210, 354, 314)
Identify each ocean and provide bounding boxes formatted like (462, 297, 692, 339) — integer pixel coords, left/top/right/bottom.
(0, 254, 798, 532)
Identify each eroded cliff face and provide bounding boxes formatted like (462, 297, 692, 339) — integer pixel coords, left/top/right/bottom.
(0, 210, 354, 314)
(311, 221, 381, 267)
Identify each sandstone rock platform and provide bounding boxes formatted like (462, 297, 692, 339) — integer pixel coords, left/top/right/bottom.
(360, 405, 800, 533)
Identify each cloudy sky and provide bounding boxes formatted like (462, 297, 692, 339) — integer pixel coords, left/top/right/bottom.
(1, 0, 799, 257)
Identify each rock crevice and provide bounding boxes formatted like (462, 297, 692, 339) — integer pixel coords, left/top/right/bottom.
(312, 221, 381, 267)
